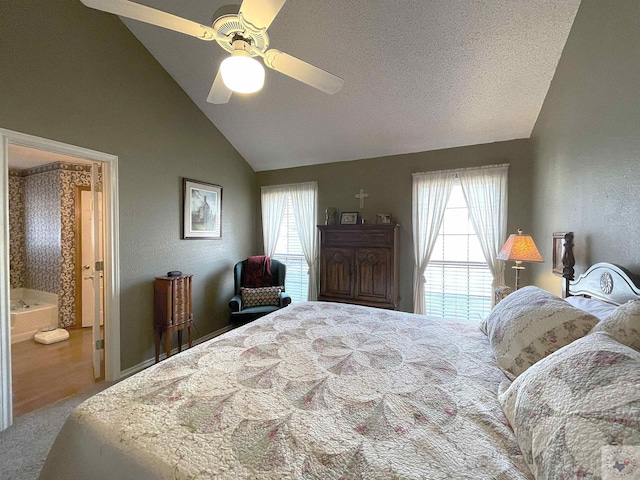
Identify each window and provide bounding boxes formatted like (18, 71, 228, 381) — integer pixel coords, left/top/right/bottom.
(273, 194, 308, 303)
(262, 181, 318, 302)
(413, 165, 508, 318)
(424, 180, 493, 321)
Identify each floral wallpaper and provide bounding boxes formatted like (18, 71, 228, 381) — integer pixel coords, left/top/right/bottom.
(60, 165, 92, 328)
(24, 168, 62, 295)
(8, 162, 96, 328)
(8, 171, 26, 289)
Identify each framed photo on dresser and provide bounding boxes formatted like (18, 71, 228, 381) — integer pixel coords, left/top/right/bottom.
(340, 212, 358, 225)
(376, 213, 392, 224)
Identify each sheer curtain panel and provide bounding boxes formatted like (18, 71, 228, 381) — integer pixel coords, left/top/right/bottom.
(261, 185, 288, 257)
(289, 182, 319, 300)
(457, 164, 509, 304)
(412, 171, 455, 314)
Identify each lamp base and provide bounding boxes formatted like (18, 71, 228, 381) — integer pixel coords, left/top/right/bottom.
(512, 262, 525, 290)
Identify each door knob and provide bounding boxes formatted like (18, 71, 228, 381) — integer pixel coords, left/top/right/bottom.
(83, 265, 91, 270)
(84, 275, 95, 280)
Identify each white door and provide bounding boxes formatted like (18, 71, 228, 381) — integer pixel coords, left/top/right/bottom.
(90, 164, 103, 378)
(81, 189, 104, 329)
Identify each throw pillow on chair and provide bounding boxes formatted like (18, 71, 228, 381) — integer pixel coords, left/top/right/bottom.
(241, 286, 284, 308)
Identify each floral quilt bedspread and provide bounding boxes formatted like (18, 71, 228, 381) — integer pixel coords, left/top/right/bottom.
(41, 302, 532, 479)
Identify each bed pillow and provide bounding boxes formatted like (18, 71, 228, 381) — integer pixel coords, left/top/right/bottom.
(484, 286, 599, 377)
(499, 332, 640, 479)
(591, 299, 640, 351)
(564, 295, 618, 320)
(241, 286, 283, 308)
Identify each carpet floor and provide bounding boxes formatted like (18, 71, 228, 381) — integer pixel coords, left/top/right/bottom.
(0, 382, 112, 480)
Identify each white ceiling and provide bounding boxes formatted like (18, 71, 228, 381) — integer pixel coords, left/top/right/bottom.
(121, 1, 579, 171)
(8, 145, 92, 170)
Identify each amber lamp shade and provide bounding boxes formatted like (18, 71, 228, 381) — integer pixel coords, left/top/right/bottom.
(497, 229, 543, 290)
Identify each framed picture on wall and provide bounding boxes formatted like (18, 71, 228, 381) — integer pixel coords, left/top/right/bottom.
(552, 232, 567, 276)
(182, 178, 222, 239)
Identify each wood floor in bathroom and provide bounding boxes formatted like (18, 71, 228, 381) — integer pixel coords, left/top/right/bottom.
(11, 327, 105, 417)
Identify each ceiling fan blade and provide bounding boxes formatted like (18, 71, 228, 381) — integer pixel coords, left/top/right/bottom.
(207, 69, 233, 104)
(238, 0, 286, 33)
(263, 50, 344, 95)
(80, 0, 217, 41)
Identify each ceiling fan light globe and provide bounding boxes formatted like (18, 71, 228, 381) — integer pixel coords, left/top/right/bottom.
(220, 54, 265, 94)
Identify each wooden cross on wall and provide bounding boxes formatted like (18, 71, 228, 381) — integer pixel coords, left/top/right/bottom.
(355, 188, 369, 209)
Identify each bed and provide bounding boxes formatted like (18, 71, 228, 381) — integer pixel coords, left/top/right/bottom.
(40, 261, 640, 479)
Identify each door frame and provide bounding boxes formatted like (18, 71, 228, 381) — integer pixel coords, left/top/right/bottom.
(0, 129, 121, 430)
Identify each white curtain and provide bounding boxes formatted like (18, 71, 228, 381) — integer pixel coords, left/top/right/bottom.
(289, 182, 319, 300)
(412, 171, 455, 314)
(260, 185, 288, 257)
(458, 165, 509, 305)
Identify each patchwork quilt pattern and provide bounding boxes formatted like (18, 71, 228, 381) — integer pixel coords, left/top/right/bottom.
(54, 302, 533, 479)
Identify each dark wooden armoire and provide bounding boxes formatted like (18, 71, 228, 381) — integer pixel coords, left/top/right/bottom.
(318, 224, 399, 309)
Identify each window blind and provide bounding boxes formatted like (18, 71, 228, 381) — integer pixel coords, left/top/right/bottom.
(273, 195, 309, 303)
(424, 182, 492, 321)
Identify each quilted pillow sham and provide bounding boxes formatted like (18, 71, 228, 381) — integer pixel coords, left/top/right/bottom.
(484, 286, 599, 377)
(499, 332, 640, 479)
(591, 299, 640, 351)
(241, 286, 283, 308)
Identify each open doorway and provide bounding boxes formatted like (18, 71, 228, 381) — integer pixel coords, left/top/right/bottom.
(8, 157, 103, 416)
(0, 129, 120, 430)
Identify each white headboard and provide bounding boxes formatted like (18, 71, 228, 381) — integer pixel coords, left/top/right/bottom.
(568, 262, 640, 305)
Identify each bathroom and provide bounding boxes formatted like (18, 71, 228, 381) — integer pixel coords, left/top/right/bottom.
(8, 145, 104, 415)
(10, 289, 58, 344)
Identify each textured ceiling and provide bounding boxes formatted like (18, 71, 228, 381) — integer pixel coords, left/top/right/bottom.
(118, 0, 580, 172)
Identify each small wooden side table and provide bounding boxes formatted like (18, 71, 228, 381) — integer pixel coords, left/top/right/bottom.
(154, 274, 193, 363)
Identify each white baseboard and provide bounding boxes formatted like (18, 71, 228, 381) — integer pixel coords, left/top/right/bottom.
(119, 325, 233, 379)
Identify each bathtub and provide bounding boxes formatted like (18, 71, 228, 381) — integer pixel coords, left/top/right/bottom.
(10, 288, 59, 344)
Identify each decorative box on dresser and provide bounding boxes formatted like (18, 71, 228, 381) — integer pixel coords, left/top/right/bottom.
(154, 274, 193, 363)
(318, 224, 399, 309)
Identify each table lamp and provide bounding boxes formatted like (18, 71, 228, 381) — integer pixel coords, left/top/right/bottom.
(497, 229, 543, 290)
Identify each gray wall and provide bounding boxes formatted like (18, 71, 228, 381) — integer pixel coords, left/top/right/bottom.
(530, 0, 640, 295)
(257, 139, 533, 312)
(1, 0, 258, 369)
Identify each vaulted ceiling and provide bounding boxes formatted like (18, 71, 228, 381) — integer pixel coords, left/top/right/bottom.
(115, 0, 580, 171)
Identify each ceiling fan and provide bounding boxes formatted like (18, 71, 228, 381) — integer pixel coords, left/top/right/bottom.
(79, 0, 344, 104)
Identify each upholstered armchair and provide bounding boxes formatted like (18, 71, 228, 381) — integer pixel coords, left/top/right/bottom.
(229, 256, 292, 324)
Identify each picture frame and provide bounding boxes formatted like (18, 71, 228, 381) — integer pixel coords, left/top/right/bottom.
(376, 213, 392, 224)
(552, 232, 567, 276)
(182, 178, 222, 239)
(340, 212, 358, 225)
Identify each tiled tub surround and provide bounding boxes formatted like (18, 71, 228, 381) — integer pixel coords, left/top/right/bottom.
(10, 288, 59, 344)
(8, 163, 95, 327)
